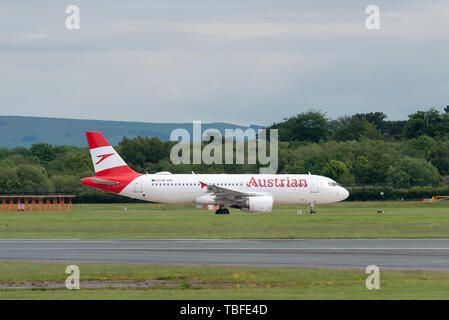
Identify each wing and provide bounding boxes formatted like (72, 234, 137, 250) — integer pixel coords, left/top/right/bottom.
(203, 183, 257, 206)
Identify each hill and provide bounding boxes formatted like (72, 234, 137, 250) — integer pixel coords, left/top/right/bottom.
(0, 116, 263, 148)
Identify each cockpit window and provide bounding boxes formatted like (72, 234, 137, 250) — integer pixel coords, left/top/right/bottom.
(328, 182, 338, 187)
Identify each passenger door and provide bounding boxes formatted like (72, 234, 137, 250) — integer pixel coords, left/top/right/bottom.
(310, 177, 319, 193)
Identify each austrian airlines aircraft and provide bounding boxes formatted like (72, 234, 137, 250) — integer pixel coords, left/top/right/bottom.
(82, 132, 349, 214)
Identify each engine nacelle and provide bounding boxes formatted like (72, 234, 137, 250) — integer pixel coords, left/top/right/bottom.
(195, 195, 216, 205)
(240, 196, 273, 213)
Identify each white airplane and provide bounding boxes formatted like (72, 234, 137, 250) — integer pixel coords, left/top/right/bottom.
(82, 132, 349, 214)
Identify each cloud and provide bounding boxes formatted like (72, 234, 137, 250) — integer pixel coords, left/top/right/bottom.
(20, 32, 49, 41)
(0, 0, 448, 125)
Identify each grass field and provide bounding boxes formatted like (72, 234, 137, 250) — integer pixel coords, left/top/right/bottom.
(0, 261, 448, 299)
(1, 201, 449, 299)
(0, 201, 448, 239)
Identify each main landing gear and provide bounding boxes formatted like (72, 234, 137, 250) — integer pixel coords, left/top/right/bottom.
(309, 203, 316, 215)
(215, 208, 230, 215)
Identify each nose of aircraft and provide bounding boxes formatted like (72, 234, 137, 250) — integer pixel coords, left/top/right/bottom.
(339, 187, 349, 201)
(334, 186, 349, 201)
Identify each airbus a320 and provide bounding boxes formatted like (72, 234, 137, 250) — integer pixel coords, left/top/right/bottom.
(82, 132, 349, 214)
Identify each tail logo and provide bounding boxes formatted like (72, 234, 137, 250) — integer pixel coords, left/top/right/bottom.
(95, 153, 115, 165)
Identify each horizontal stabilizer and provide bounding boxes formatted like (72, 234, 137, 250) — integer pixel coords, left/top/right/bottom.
(90, 178, 120, 185)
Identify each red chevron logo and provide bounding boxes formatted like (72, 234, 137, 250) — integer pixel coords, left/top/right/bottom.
(200, 181, 207, 189)
(96, 153, 114, 165)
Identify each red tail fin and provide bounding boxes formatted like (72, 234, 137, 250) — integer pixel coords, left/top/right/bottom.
(86, 131, 110, 149)
(82, 132, 142, 193)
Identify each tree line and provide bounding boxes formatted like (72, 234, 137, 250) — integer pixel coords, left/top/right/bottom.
(269, 108, 449, 187)
(0, 108, 448, 198)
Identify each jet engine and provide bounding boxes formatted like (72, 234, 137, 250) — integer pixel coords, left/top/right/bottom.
(239, 196, 273, 213)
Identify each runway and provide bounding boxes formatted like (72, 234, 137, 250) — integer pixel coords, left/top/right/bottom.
(1, 239, 449, 270)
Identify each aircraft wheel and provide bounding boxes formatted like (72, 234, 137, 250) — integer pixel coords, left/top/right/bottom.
(309, 204, 316, 215)
(215, 209, 223, 215)
(223, 208, 230, 215)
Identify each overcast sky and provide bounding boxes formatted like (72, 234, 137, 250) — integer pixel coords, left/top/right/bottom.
(0, 1, 448, 126)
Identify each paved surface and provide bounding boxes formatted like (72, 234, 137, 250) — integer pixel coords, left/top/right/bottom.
(1, 239, 449, 270)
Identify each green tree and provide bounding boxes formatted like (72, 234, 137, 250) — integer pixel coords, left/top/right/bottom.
(30, 143, 55, 162)
(322, 160, 351, 183)
(331, 116, 382, 141)
(404, 108, 449, 139)
(268, 110, 330, 143)
(117, 136, 172, 171)
(281, 161, 305, 174)
(428, 140, 449, 176)
(350, 112, 387, 133)
(0, 167, 20, 191)
(0, 158, 14, 168)
(353, 156, 371, 184)
(382, 120, 407, 140)
(408, 135, 436, 158)
(15, 164, 51, 190)
(51, 175, 80, 192)
(63, 153, 91, 174)
(385, 157, 440, 187)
